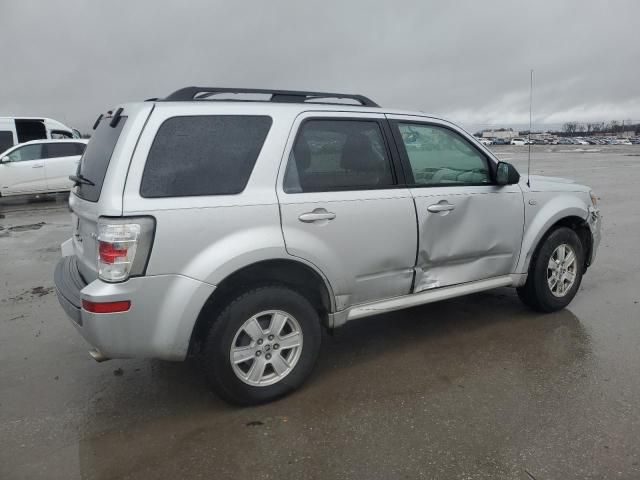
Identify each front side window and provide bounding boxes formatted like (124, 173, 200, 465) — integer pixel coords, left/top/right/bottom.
(7, 144, 43, 162)
(284, 119, 394, 193)
(50, 130, 74, 139)
(141, 115, 272, 198)
(398, 123, 490, 186)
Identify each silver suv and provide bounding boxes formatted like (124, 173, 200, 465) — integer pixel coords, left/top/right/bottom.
(55, 87, 601, 405)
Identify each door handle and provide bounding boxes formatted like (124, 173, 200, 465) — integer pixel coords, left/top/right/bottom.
(32, 164, 44, 169)
(427, 202, 455, 213)
(298, 209, 336, 223)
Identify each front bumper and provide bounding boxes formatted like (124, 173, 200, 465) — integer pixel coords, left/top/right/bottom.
(54, 255, 216, 360)
(587, 206, 602, 266)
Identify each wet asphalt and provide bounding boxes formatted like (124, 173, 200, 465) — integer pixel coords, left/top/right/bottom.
(1, 145, 639, 479)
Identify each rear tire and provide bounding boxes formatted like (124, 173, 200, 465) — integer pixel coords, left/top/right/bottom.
(517, 227, 584, 312)
(202, 285, 322, 406)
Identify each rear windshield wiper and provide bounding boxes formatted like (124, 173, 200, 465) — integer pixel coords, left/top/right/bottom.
(69, 173, 95, 186)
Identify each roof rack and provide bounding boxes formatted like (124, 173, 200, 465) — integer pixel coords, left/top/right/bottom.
(161, 87, 380, 107)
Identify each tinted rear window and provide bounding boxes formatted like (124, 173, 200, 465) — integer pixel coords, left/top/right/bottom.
(45, 142, 81, 158)
(76, 117, 127, 202)
(140, 115, 272, 198)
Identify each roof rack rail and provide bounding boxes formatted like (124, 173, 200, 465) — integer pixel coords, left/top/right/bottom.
(160, 87, 380, 107)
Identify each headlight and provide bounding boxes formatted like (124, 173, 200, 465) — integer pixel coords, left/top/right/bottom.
(589, 191, 599, 208)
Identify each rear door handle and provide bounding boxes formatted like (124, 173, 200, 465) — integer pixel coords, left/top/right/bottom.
(427, 202, 455, 213)
(298, 209, 336, 223)
(32, 164, 44, 169)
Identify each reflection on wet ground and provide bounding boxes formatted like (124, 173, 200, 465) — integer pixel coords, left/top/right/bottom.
(76, 296, 594, 479)
(1, 147, 639, 479)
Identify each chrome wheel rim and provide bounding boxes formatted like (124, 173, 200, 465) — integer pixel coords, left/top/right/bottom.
(230, 310, 303, 387)
(547, 244, 577, 298)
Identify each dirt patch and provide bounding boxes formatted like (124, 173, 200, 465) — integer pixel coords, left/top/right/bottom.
(0, 222, 47, 236)
(31, 286, 53, 297)
(8, 222, 45, 232)
(8, 286, 54, 302)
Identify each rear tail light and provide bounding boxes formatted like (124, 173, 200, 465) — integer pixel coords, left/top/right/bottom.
(97, 217, 155, 282)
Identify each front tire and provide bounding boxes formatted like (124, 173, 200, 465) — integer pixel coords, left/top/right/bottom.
(202, 285, 322, 406)
(517, 227, 584, 312)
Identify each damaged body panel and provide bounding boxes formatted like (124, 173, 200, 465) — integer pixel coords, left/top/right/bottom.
(515, 175, 598, 274)
(53, 93, 602, 396)
(411, 184, 524, 292)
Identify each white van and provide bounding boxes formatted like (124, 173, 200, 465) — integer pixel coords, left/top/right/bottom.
(0, 117, 79, 153)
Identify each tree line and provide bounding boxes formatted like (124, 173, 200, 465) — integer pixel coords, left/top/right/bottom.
(560, 121, 639, 135)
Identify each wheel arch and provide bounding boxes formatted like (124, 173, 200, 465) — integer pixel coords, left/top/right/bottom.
(188, 258, 335, 356)
(519, 212, 593, 275)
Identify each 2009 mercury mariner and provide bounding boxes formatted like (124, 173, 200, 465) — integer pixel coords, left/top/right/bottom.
(54, 87, 601, 405)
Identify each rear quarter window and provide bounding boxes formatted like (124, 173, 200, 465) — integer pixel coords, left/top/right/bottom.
(140, 115, 272, 198)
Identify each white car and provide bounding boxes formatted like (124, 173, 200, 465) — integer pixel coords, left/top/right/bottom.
(510, 138, 528, 145)
(477, 138, 493, 146)
(0, 139, 88, 196)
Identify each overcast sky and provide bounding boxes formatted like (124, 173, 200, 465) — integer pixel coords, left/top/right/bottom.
(1, 0, 639, 132)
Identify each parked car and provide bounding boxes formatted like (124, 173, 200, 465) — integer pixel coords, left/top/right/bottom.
(0, 117, 79, 153)
(54, 87, 601, 405)
(0, 139, 88, 196)
(477, 137, 493, 146)
(510, 138, 528, 145)
(492, 138, 510, 145)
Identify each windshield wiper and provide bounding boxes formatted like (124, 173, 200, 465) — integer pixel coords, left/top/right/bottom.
(69, 173, 95, 186)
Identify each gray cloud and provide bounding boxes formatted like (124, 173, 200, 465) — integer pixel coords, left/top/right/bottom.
(1, 0, 638, 132)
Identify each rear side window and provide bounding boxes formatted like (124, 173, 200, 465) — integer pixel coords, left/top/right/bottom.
(140, 115, 272, 198)
(283, 119, 395, 193)
(45, 142, 81, 158)
(76, 117, 127, 202)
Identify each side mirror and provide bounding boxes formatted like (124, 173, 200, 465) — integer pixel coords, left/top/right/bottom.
(0, 156, 9, 164)
(496, 161, 520, 185)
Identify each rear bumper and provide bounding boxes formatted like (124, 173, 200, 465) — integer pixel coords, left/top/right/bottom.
(54, 255, 86, 325)
(54, 255, 216, 360)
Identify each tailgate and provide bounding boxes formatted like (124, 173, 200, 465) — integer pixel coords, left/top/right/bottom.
(68, 103, 153, 282)
(70, 194, 101, 282)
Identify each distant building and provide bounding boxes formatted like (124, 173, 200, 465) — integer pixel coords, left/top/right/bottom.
(482, 129, 518, 140)
(617, 131, 635, 138)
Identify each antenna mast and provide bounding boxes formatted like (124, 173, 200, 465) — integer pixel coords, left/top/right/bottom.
(527, 69, 533, 187)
